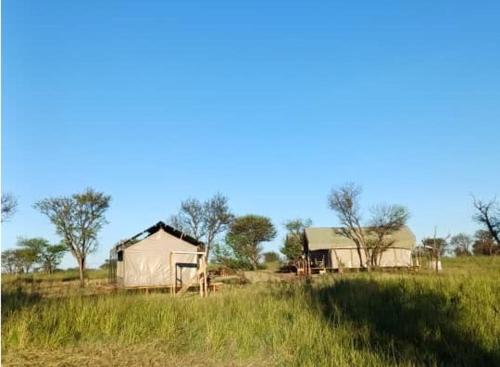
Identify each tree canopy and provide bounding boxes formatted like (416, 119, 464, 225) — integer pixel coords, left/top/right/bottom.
(34, 188, 111, 286)
(169, 193, 233, 257)
(225, 215, 277, 270)
(281, 218, 312, 260)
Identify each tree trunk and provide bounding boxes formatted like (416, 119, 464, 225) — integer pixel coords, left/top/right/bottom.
(355, 244, 365, 270)
(78, 257, 86, 287)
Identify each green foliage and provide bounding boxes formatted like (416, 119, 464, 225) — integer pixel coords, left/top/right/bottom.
(262, 251, 280, 263)
(34, 188, 111, 286)
(473, 230, 499, 255)
(2, 238, 67, 274)
(17, 237, 67, 274)
(211, 243, 253, 270)
(2, 257, 499, 366)
(280, 218, 312, 260)
(226, 215, 277, 270)
(1, 248, 38, 273)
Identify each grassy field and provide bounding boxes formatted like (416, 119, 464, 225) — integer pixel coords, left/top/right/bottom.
(2, 258, 500, 366)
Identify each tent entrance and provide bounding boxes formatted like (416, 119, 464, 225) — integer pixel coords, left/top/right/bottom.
(175, 262, 198, 286)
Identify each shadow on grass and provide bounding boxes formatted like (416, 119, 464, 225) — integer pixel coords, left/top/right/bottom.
(1, 287, 42, 321)
(303, 278, 499, 367)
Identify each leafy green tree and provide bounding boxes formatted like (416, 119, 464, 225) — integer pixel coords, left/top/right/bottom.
(14, 248, 39, 273)
(44, 243, 67, 273)
(263, 251, 280, 263)
(212, 243, 252, 270)
(226, 215, 277, 270)
(281, 218, 312, 260)
(2, 249, 18, 273)
(472, 230, 499, 255)
(35, 188, 111, 287)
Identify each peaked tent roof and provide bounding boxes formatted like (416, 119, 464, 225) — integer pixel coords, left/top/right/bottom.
(114, 221, 204, 250)
(304, 226, 416, 251)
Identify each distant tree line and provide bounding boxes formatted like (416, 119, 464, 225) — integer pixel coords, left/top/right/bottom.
(1, 186, 498, 281)
(421, 196, 500, 258)
(2, 238, 66, 274)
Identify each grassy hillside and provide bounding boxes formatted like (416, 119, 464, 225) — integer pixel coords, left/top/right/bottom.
(2, 257, 500, 366)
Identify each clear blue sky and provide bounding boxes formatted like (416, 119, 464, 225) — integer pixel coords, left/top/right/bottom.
(2, 1, 499, 268)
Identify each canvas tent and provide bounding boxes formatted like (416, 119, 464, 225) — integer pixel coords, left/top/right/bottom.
(303, 226, 416, 270)
(109, 221, 204, 288)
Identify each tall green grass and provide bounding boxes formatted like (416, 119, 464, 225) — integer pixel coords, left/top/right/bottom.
(2, 258, 500, 366)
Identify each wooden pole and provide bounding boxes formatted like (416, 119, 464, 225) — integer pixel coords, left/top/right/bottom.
(203, 255, 208, 297)
(169, 252, 174, 295)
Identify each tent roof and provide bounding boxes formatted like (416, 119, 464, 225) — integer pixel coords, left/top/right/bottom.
(114, 221, 204, 251)
(304, 226, 416, 251)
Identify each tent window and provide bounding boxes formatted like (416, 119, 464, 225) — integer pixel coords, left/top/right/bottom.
(117, 251, 123, 261)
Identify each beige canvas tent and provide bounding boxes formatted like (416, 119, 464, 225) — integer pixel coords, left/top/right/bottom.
(109, 222, 204, 288)
(303, 226, 416, 270)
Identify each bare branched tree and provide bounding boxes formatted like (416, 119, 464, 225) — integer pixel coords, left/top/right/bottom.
(169, 198, 205, 240)
(450, 233, 473, 256)
(472, 196, 500, 246)
(169, 193, 233, 257)
(34, 188, 111, 287)
(367, 204, 410, 266)
(328, 183, 369, 269)
(1, 193, 18, 222)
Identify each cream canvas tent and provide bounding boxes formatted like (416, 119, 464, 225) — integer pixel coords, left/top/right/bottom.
(109, 221, 204, 288)
(303, 226, 416, 270)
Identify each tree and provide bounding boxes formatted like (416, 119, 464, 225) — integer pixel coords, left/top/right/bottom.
(2, 249, 19, 273)
(328, 184, 410, 269)
(34, 188, 111, 287)
(1, 193, 18, 222)
(367, 205, 410, 266)
(450, 233, 473, 256)
(472, 230, 498, 255)
(14, 248, 39, 273)
(212, 242, 252, 270)
(225, 215, 277, 270)
(422, 232, 449, 272)
(169, 193, 233, 257)
(422, 237, 449, 256)
(263, 251, 280, 263)
(18, 237, 67, 274)
(473, 197, 500, 246)
(328, 183, 369, 269)
(281, 218, 312, 260)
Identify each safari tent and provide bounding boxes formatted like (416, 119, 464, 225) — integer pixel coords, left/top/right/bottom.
(109, 221, 205, 288)
(303, 226, 416, 270)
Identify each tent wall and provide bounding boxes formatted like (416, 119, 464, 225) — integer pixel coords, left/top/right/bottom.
(328, 249, 367, 269)
(378, 248, 412, 267)
(116, 262, 124, 285)
(327, 248, 412, 269)
(121, 228, 198, 287)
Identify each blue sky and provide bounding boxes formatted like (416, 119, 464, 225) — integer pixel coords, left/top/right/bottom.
(2, 1, 499, 268)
